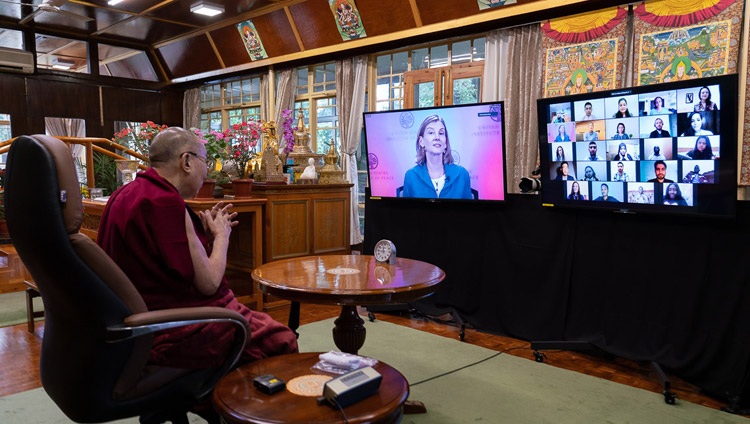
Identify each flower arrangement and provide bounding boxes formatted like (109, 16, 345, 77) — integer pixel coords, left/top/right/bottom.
(191, 128, 229, 167)
(280, 108, 295, 155)
(226, 120, 262, 179)
(112, 121, 168, 160)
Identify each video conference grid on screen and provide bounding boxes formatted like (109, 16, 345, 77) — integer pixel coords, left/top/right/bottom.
(544, 82, 723, 208)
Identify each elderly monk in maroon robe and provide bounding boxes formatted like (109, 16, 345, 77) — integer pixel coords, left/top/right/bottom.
(98, 127, 298, 369)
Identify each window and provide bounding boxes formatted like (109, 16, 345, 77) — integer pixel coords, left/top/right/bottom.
(373, 36, 485, 111)
(295, 63, 338, 154)
(199, 75, 263, 132)
(0, 114, 11, 165)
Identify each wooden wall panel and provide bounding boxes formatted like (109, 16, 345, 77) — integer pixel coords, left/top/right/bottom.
(0, 74, 30, 137)
(212, 9, 302, 68)
(25, 79, 100, 136)
(415, 0, 486, 26)
(288, 0, 342, 50)
(158, 35, 223, 80)
(355, 0, 417, 36)
(313, 198, 348, 253)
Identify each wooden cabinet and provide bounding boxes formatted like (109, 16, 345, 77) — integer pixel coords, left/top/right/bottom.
(252, 183, 352, 263)
(0, 245, 31, 294)
(186, 199, 265, 311)
(252, 183, 352, 310)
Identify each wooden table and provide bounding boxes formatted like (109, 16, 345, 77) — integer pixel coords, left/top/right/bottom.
(251, 255, 445, 355)
(213, 352, 408, 424)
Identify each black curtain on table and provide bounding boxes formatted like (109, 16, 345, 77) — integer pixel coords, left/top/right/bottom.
(363, 192, 750, 407)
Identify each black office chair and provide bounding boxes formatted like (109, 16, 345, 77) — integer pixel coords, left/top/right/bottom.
(5, 134, 249, 424)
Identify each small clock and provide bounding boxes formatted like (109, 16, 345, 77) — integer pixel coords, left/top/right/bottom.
(374, 239, 397, 264)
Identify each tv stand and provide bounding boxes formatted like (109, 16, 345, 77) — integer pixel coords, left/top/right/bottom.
(530, 340, 677, 405)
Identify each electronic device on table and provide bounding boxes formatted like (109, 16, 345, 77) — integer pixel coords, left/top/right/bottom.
(323, 366, 382, 408)
(536, 74, 738, 218)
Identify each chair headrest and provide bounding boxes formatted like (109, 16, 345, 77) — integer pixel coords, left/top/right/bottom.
(28, 135, 83, 234)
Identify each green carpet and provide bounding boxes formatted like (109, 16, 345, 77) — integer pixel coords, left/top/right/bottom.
(1, 317, 748, 423)
(0, 291, 42, 328)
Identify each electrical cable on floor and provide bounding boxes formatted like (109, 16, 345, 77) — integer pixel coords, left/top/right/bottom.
(409, 346, 525, 387)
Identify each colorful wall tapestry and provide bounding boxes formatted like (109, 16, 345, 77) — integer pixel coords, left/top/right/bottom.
(634, 0, 741, 85)
(477, 0, 517, 10)
(329, 0, 366, 41)
(237, 21, 268, 61)
(541, 7, 628, 97)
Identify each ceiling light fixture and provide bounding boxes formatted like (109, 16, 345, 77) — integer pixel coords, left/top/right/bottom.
(190, 1, 224, 16)
(107, 0, 124, 5)
(52, 58, 75, 70)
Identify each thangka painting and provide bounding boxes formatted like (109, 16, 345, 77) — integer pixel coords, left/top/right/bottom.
(633, 0, 741, 86)
(637, 21, 731, 85)
(237, 20, 268, 61)
(329, 0, 366, 41)
(541, 7, 628, 97)
(477, 0, 517, 10)
(543, 39, 619, 98)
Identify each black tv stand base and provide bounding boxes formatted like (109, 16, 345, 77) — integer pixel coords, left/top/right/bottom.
(530, 340, 676, 405)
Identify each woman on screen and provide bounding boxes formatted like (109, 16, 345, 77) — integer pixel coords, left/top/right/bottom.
(663, 183, 688, 206)
(612, 123, 629, 140)
(694, 86, 718, 112)
(612, 98, 632, 118)
(554, 124, 570, 142)
(612, 143, 633, 161)
(681, 112, 714, 136)
(686, 135, 715, 159)
(567, 181, 586, 200)
(649, 96, 668, 115)
(555, 145, 565, 161)
(402, 114, 472, 199)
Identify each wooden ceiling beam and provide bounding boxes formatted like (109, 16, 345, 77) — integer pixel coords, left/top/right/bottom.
(284, 5, 305, 53)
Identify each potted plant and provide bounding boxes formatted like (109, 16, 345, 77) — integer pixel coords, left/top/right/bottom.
(112, 120, 169, 163)
(226, 121, 262, 180)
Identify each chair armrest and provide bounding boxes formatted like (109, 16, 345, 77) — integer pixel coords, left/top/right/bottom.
(105, 307, 249, 343)
(106, 307, 251, 399)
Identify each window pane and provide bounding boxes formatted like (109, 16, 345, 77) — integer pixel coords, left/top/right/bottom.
(376, 55, 391, 76)
(430, 45, 448, 68)
(452, 40, 471, 64)
(412, 48, 428, 70)
(453, 77, 480, 105)
(376, 77, 390, 102)
(473, 37, 486, 61)
(392, 51, 408, 74)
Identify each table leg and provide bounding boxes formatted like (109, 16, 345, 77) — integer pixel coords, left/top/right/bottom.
(288, 301, 300, 338)
(332, 306, 366, 354)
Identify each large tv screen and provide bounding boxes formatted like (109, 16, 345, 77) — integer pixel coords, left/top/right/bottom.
(364, 102, 506, 202)
(536, 74, 738, 218)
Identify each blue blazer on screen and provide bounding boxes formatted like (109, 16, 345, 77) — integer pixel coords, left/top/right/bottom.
(403, 163, 473, 199)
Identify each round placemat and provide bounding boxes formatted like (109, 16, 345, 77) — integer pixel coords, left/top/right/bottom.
(286, 374, 333, 397)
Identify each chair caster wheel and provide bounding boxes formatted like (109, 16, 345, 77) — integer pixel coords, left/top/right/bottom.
(533, 351, 546, 363)
(664, 391, 677, 405)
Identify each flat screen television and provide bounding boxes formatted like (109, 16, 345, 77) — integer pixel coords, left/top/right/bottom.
(536, 74, 738, 218)
(364, 102, 506, 202)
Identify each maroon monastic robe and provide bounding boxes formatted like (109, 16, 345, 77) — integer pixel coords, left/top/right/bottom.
(98, 168, 297, 368)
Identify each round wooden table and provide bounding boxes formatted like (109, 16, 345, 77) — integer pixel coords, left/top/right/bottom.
(212, 352, 409, 424)
(252, 255, 445, 354)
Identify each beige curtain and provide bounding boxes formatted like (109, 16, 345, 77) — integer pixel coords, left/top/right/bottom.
(274, 68, 295, 126)
(335, 55, 367, 245)
(182, 87, 201, 129)
(482, 29, 509, 102)
(484, 25, 544, 193)
(260, 73, 269, 121)
(45, 117, 86, 182)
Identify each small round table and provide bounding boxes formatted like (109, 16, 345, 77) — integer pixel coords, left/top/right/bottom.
(252, 255, 445, 355)
(212, 352, 409, 424)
